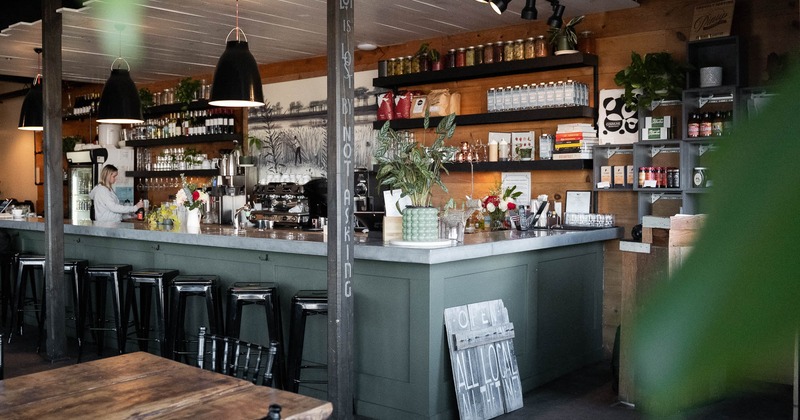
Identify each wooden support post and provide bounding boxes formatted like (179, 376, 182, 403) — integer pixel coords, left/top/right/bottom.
(326, 0, 355, 417)
(42, 0, 67, 361)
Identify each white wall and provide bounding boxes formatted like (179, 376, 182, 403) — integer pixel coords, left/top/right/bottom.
(0, 95, 37, 202)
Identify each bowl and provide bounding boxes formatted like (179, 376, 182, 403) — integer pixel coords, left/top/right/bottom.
(11, 209, 24, 218)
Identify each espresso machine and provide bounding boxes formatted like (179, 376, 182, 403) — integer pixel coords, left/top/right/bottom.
(209, 145, 247, 224)
(248, 182, 311, 228)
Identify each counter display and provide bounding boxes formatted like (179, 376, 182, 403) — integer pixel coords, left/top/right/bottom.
(0, 218, 621, 420)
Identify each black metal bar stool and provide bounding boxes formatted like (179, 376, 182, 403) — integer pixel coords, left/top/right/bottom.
(78, 264, 132, 362)
(226, 282, 286, 389)
(287, 289, 328, 393)
(8, 254, 45, 344)
(167, 275, 223, 362)
(63, 259, 89, 344)
(0, 252, 16, 327)
(122, 269, 179, 356)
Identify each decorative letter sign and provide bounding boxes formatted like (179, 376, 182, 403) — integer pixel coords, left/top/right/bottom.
(444, 300, 523, 419)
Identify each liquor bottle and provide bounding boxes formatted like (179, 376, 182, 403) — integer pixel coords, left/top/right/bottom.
(687, 112, 700, 138)
(711, 111, 724, 136)
(699, 112, 712, 137)
(722, 110, 734, 136)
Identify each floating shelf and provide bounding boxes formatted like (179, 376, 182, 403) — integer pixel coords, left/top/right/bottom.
(125, 169, 220, 178)
(444, 159, 592, 172)
(373, 53, 598, 89)
(373, 106, 593, 130)
(124, 133, 243, 148)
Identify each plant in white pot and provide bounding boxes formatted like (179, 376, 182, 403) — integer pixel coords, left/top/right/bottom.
(374, 113, 457, 242)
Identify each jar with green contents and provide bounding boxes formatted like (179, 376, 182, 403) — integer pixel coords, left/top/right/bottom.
(395, 57, 406, 75)
(504, 41, 515, 61)
(465, 46, 475, 66)
(404, 56, 413, 74)
(387, 58, 396, 76)
(475, 44, 484, 65)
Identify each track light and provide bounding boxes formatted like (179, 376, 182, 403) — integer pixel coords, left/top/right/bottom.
(548, 1, 565, 28)
(521, 0, 537, 20)
(490, 0, 512, 14)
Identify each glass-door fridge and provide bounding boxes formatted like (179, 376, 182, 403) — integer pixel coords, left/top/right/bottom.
(66, 148, 108, 224)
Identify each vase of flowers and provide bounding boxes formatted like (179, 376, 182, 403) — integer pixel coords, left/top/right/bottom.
(176, 174, 208, 230)
(482, 185, 522, 231)
(147, 203, 180, 229)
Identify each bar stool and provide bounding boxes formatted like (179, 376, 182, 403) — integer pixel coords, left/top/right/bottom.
(8, 254, 45, 344)
(77, 264, 132, 362)
(226, 282, 285, 389)
(122, 269, 179, 356)
(287, 290, 328, 393)
(63, 259, 88, 342)
(167, 275, 223, 362)
(0, 252, 16, 327)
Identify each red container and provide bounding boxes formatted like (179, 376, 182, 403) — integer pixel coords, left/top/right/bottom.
(377, 91, 394, 121)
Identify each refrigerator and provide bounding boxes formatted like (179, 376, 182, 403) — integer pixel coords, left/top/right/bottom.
(66, 147, 136, 224)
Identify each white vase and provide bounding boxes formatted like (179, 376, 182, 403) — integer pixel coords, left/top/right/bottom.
(186, 208, 201, 231)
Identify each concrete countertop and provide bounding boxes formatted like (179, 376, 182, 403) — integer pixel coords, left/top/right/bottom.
(0, 217, 622, 264)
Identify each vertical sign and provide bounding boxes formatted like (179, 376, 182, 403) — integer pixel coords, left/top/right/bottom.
(444, 300, 524, 420)
(327, 0, 355, 417)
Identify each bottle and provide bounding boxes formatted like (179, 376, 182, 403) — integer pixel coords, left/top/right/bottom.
(723, 110, 734, 136)
(488, 139, 498, 162)
(498, 138, 510, 161)
(265, 404, 282, 420)
(699, 112, 712, 137)
(687, 112, 700, 138)
(711, 111, 724, 136)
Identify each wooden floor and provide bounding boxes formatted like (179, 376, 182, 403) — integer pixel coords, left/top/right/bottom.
(2, 331, 792, 419)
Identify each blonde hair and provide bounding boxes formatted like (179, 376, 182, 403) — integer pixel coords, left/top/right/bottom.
(99, 164, 118, 190)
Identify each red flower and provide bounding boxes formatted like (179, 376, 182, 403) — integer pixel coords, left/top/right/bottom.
(507, 202, 516, 210)
(192, 190, 200, 201)
(483, 195, 500, 208)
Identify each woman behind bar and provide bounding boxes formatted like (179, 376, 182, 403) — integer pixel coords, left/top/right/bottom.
(89, 164, 142, 222)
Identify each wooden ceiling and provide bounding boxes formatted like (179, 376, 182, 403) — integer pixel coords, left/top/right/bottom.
(0, 0, 639, 85)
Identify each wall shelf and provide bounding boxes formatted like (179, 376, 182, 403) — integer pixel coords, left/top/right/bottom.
(373, 106, 593, 130)
(126, 169, 219, 178)
(444, 159, 592, 172)
(373, 53, 598, 90)
(125, 133, 243, 148)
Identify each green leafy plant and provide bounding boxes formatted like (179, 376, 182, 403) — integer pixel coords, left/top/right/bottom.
(614, 51, 689, 111)
(175, 77, 201, 107)
(138, 88, 154, 109)
(416, 42, 440, 62)
(374, 113, 457, 207)
(62, 135, 83, 153)
(548, 15, 585, 50)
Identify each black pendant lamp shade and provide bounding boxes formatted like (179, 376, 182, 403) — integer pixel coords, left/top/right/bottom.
(18, 79, 43, 131)
(97, 67, 143, 124)
(209, 39, 264, 107)
(491, 0, 512, 14)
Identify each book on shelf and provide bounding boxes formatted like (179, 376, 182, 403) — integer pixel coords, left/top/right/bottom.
(552, 152, 593, 160)
(555, 132, 599, 141)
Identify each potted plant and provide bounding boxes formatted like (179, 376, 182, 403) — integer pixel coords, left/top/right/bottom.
(548, 15, 585, 53)
(62, 135, 83, 153)
(614, 51, 689, 110)
(416, 42, 441, 72)
(175, 77, 201, 108)
(374, 113, 457, 241)
(139, 88, 154, 109)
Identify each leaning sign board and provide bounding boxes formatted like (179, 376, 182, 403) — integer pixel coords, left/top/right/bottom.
(444, 300, 523, 419)
(690, 0, 735, 40)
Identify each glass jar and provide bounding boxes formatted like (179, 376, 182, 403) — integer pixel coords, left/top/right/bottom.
(534, 35, 549, 58)
(514, 39, 524, 61)
(446, 49, 456, 68)
(577, 31, 596, 55)
(465, 46, 475, 66)
(418, 53, 430, 72)
(404, 56, 413, 74)
(455, 48, 466, 67)
(387, 58, 396, 76)
(410, 55, 420, 73)
(483, 43, 495, 64)
(493, 42, 504, 63)
(475, 44, 485, 65)
(504, 41, 515, 61)
(524, 37, 535, 59)
(395, 57, 406, 75)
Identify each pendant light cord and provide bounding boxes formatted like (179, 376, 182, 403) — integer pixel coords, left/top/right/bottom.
(34, 48, 42, 84)
(225, 0, 248, 43)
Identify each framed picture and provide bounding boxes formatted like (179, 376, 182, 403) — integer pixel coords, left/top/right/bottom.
(566, 190, 591, 214)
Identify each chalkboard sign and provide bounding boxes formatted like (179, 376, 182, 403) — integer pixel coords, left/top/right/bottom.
(444, 300, 523, 419)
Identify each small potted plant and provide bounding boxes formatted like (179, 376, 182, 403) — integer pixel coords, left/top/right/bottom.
(548, 15, 585, 53)
(614, 51, 689, 110)
(139, 88, 154, 109)
(416, 43, 441, 72)
(374, 113, 457, 242)
(175, 77, 201, 108)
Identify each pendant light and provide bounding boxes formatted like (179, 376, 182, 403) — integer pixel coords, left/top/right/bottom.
(97, 25, 143, 124)
(18, 48, 44, 131)
(490, 0, 512, 14)
(209, 0, 264, 107)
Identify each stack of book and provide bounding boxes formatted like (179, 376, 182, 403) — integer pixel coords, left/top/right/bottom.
(553, 123, 598, 160)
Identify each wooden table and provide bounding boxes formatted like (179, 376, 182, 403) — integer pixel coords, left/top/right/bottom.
(0, 352, 332, 419)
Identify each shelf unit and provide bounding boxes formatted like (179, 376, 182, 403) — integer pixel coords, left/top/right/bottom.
(126, 169, 220, 178)
(124, 133, 243, 148)
(373, 53, 599, 173)
(592, 145, 633, 192)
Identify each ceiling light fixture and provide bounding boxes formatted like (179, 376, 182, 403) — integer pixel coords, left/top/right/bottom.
(521, 0, 538, 20)
(209, 0, 264, 108)
(475, 0, 489, 3)
(18, 47, 44, 131)
(547, 0, 566, 28)
(490, 0, 512, 14)
(97, 25, 143, 124)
